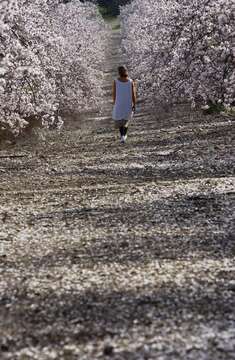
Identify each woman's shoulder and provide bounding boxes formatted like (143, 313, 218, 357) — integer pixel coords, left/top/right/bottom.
(116, 77, 132, 83)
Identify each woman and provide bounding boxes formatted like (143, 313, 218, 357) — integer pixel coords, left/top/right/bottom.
(112, 66, 136, 143)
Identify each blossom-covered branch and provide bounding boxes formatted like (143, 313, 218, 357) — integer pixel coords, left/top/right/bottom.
(120, 0, 235, 109)
(0, 0, 107, 136)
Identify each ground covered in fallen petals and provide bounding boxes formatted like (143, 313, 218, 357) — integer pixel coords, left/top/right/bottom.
(0, 31, 235, 360)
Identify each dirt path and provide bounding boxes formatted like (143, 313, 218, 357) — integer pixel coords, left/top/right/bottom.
(0, 30, 235, 360)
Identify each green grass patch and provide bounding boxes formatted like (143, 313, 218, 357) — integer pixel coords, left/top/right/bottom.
(98, 5, 110, 18)
(98, 6, 120, 30)
(202, 101, 235, 117)
(202, 102, 225, 115)
(109, 17, 121, 30)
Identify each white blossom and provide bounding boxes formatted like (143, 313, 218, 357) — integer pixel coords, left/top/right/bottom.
(120, 0, 235, 108)
(0, 0, 107, 136)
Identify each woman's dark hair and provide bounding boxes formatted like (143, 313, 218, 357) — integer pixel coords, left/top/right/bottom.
(118, 65, 128, 78)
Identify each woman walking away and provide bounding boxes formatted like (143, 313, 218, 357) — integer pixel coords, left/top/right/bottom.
(112, 66, 136, 144)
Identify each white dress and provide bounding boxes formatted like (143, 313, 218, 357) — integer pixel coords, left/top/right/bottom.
(112, 79, 133, 121)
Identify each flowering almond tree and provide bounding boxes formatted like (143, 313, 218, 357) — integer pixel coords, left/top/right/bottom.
(0, 0, 107, 136)
(120, 0, 235, 109)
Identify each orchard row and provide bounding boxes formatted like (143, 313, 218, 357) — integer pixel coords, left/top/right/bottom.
(121, 0, 234, 109)
(0, 0, 107, 136)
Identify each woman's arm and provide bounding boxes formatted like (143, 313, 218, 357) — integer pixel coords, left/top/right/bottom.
(112, 80, 116, 104)
(132, 80, 137, 110)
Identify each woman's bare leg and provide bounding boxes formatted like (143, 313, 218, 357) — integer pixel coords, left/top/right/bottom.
(123, 126, 128, 136)
(119, 126, 125, 137)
